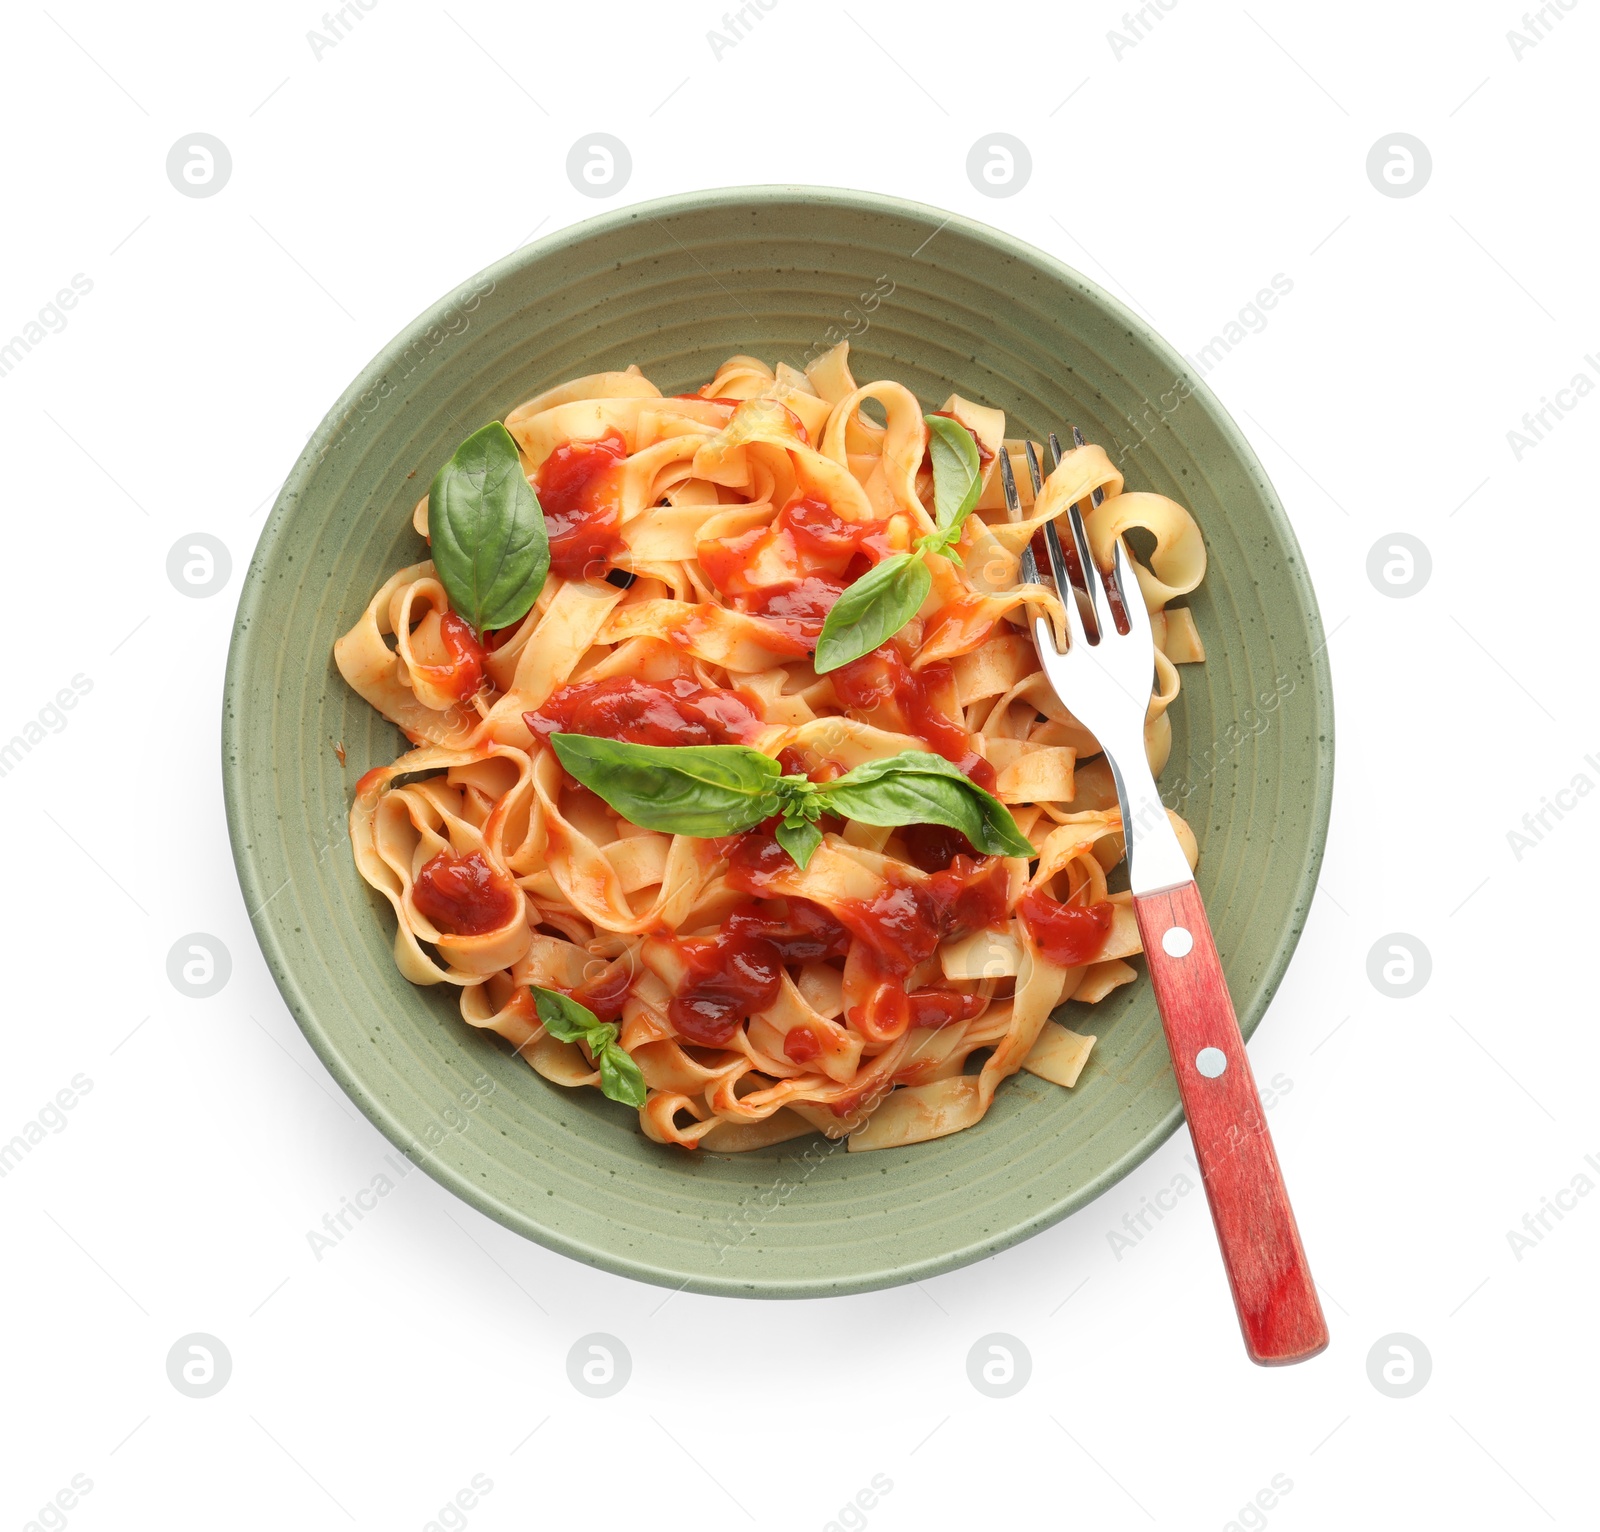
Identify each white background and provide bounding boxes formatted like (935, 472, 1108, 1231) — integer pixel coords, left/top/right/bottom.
(2, 2, 1596, 1528)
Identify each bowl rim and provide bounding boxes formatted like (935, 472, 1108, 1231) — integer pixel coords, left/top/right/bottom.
(223, 183, 1334, 1297)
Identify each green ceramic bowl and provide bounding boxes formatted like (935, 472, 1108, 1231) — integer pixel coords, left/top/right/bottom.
(223, 186, 1332, 1297)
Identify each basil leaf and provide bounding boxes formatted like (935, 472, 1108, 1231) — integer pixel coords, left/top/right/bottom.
(429, 422, 550, 633)
(813, 551, 931, 674)
(775, 818, 824, 869)
(531, 985, 601, 1044)
(598, 1041, 648, 1108)
(532, 986, 646, 1108)
(925, 414, 983, 536)
(815, 750, 1035, 858)
(550, 734, 782, 836)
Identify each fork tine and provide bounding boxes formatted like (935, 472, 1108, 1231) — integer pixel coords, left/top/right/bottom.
(1022, 439, 1045, 496)
(1048, 429, 1103, 641)
(1041, 519, 1089, 651)
(998, 445, 1043, 589)
(997, 440, 1020, 514)
(1110, 534, 1152, 650)
(1069, 498, 1120, 640)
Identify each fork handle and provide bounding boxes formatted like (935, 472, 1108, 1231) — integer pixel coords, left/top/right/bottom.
(1132, 880, 1329, 1366)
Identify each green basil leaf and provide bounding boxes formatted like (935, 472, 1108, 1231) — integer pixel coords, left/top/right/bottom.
(925, 413, 983, 536)
(598, 1041, 648, 1108)
(429, 421, 550, 633)
(550, 734, 783, 837)
(815, 750, 1035, 859)
(531, 985, 601, 1044)
(812, 551, 931, 674)
(774, 818, 824, 869)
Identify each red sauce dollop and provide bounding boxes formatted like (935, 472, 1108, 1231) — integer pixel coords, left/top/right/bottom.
(726, 830, 1006, 969)
(724, 824, 798, 895)
(572, 961, 635, 1024)
(412, 850, 517, 936)
(725, 828, 1008, 1041)
(928, 855, 1010, 935)
(900, 822, 978, 873)
(414, 610, 486, 702)
(831, 646, 997, 791)
(725, 899, 852, 962)
(1019, 888, 1114, 967)
(525, 674, 764, 748)
(536, 430, 628, 580)
(697, 493, 892, 644)
(783, 1027, 821, 1063)
(907, 989, 987, 1029)
(668, 929, 784, 1046)
(664, 897, 853, 1048)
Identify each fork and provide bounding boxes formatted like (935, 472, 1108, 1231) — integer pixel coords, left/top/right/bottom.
(1001, 434, 1328, 1367)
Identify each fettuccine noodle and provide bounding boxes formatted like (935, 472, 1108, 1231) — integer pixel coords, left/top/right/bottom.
(334, 343, 1207, 1152)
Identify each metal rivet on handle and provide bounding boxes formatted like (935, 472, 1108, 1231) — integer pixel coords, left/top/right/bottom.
(1195, 1047, 1227, 1078)
(1161, 926, 1194, 957)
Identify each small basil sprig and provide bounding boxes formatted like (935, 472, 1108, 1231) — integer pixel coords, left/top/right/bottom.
(923, 413, 985, 555)
(550, 735, 1033, 868)
(813, 413, 984, 673)
(530, 986, 647, 1108)
(429, 421, 550, 633)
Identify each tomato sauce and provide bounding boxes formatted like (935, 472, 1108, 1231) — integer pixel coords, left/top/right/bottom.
(525, 674, 764, 748)
(725, 899, 852, 962)
(411, 609, 486, 700)
(667, 928, 784, 1046)
(928, 855, 1010, 934)
(907, 988, 987, 1029)
(724, 826, 1008, 1040)
(783, 1027, 821, 1063)
(697, 493, 892, 645)
(899, 822, 978, 873)
(831, 646, 997, 791)
(571, 960, 635, 1024)
(411, 850, 517, 936)
(536, 430, 628, 580)
(665, 898, 852, 1047)
(1018, 888, 1113, 967)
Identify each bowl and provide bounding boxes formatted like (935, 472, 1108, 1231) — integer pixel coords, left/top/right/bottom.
(223, 185, 1333, 1297)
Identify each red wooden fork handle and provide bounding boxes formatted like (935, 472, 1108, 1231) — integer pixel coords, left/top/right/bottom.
(1132, 881, 1329, 1366)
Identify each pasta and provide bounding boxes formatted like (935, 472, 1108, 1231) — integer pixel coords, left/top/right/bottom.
(334, 342, 1207, 1153)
